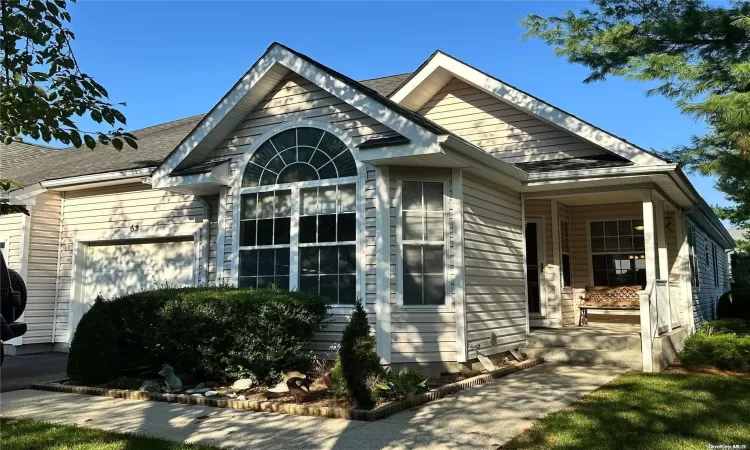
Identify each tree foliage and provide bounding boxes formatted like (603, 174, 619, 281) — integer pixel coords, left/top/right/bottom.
(0, 0, 135, 150)
(522, 0, 750, 230)
(338, 301, 381, 410)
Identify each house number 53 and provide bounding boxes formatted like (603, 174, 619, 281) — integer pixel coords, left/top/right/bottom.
(130, 224, 140, 232)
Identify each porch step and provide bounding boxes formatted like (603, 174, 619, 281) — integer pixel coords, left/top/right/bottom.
(521, 347, 642, 370)
(525, 328, 642, 352)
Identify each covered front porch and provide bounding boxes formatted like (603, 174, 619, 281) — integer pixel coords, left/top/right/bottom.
(523, 187, 694, 371)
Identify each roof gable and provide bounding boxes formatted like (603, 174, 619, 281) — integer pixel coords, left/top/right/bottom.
(151, 43, 449, 185)
(391, 51, 668, 167)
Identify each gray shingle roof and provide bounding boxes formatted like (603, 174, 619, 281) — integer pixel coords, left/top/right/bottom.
(513, 155, 632, 173)
(1, 70, 415, 189)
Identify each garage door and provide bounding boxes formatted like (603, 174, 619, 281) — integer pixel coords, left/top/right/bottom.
(83, 240, 195, 302)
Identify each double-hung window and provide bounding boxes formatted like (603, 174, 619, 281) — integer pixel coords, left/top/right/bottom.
(590, 219, 646, 287)
(399, 181, 447, 306)
(237, 127, 359, 305)
(560, 220, 572, 287)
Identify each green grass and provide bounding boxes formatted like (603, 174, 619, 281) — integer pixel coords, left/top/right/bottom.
(0, 417, 215, 450)
(504, 372, 750, 450)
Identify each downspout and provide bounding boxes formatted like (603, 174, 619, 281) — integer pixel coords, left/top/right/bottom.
(50, 193, 65, 348)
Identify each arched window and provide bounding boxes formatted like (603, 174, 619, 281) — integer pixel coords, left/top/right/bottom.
(242, 127, 357, 187)
(237, 126, 358, 305)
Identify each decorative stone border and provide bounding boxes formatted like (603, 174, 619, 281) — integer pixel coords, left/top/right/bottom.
(32, 358, 543, 421)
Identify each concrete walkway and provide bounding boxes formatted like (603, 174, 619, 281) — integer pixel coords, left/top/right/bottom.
(0, 364, 626, 449)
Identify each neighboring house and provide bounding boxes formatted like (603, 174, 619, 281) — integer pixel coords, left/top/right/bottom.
(1, 43, 733, 372)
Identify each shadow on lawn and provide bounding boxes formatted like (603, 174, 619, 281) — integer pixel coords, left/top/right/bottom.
(502, 372, 750, 450)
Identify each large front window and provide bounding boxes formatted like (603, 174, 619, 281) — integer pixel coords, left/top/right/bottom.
(238, 127, 358, 305)
(590, 220, 646, 287)
(400, 181, 447, 306)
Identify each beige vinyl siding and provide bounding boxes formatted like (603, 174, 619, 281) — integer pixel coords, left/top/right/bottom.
(23, 192, 62, 344)
(389, 167, 456, 363)
(463, 174, 526, 356)
(54, 183, 207, 343)
(690, 221, 730, 327)
(209, 71, 399, 357)
(206, 73, 398, 161)
(567, 202, 643, 325)
(418, 78, 606, 163)
(0, 213, 23, 270)
(206, 195, 219, 285)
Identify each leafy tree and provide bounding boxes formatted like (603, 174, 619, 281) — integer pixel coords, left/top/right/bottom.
(1, 0, 135, 149)
(1, 0, 136, 214)
(522, 1, 750, 231)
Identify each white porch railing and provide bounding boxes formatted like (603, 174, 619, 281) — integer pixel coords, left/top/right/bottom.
(640, 279, 683, 372)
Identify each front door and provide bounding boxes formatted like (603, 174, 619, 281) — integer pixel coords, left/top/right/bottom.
(525, 219, 545, 316)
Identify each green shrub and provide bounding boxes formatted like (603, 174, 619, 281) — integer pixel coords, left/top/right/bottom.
(67, 296, 120, 384)
(329, 357, 349, 400)
(680, 332, 750, 371)
(700, 319, 750, 336)
(67, 287, 329, 384)
(338, 302, 381, 409)
(373, 369, 429, 402)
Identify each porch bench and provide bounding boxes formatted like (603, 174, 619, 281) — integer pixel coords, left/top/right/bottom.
(579, 285, 641, 326)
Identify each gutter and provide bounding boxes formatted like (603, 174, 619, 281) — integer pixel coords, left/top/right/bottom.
(439, 135, 528, 181)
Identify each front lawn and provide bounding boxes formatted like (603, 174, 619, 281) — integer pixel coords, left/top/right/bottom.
(0, 417, 214, 450)
(504, 372, 750, 450)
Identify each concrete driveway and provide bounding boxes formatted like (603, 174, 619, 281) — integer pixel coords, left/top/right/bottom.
(0, 364, 626, 449)
(0, 352, 68, 392)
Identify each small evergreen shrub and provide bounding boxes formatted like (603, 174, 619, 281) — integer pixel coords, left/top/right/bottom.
(67, 287, 329, 384)
(67, 296, 120, 384)
(329, 357, 349, 400)
(680, 332, 750, 371)
(338, 302, 381, 409)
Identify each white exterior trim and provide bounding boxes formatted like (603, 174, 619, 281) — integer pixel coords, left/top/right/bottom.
(375, 166, 391, 364)
(391, 52, 668, 166)
(152, 43, 445, 186)
(550, 199, 563, 327)
(9, 212, 32, 346)
(216, 186, 228, 286)
(451, 168, 467, 363)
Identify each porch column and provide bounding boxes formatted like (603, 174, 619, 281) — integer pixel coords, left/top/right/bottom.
(675, 210, 696, 332)
(550, 200, 563, 328)
(640, 190, 657, 372)
(375, 166, 392, 365)
(654, 199, 672, 331)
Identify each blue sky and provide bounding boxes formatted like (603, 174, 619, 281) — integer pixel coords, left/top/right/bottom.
(65, 1, 727, 208)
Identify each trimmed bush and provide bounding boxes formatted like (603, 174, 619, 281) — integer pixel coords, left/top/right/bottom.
(717, 289, 750, 320)
(338, 302, 381, 409)
(67, 287, 329, 384)
(680, 332, 750, 371)
(67, 296, 121, 384)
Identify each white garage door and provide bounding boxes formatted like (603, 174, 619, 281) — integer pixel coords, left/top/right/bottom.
(83, 240, 195, 302)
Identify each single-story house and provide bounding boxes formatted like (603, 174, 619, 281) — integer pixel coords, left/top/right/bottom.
(1, 43, 734, 372)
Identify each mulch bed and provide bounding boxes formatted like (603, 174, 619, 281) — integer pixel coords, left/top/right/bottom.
(32, 358, 544, 421)
(664, 360, 750, 379)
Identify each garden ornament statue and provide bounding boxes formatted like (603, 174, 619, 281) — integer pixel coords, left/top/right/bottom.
(158, 364, 183, 392)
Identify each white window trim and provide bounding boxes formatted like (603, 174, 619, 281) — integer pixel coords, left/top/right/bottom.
(586, 217, 645, 287)
(0, 236, 9, 260)
(230, 120, 364, 311)
(395, 177, 452, 311)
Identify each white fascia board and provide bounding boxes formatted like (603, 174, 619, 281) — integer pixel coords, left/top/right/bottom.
(669, 170, 735, 248)
(526, 164, 678, 183)
(358, 142, 445, 163)
(41, 167, 155, 189)
(392, 52, 668, 167)
(10, 183, 46, 204)
(152, 44, 443, 186)
(152, 161, 230, 189)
